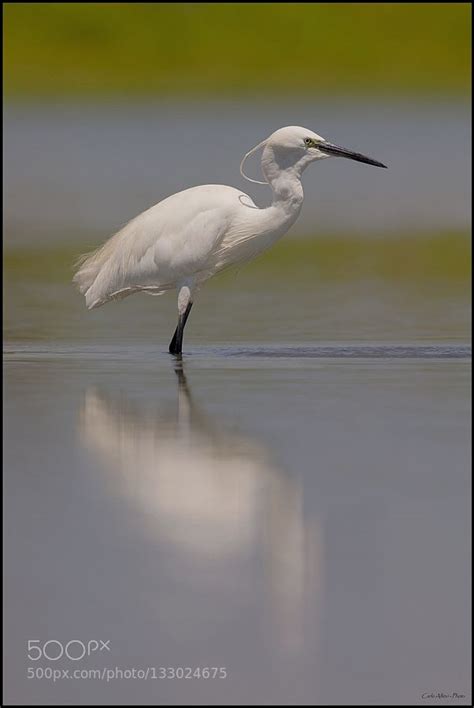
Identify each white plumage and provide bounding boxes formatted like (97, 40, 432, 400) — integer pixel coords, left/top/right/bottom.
(75, 185, 258, 309)
(74, 125, 386, 354)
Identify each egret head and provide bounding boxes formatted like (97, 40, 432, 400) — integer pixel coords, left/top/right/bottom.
(240, 125, 386, 185)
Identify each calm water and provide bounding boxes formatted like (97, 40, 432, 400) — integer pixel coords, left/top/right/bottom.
(4, 98, 471, 244)
(4, 97, 471, 704)
(3, 270, 471, 705)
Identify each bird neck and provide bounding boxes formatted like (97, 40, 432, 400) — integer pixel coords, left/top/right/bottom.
(261, 145, 305, 217)
(268, 169, 304, 216)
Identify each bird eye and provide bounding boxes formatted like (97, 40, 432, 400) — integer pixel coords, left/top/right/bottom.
(304, 137, 313, 146)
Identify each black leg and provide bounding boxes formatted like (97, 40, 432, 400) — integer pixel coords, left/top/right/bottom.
(169, 301, 193, 356)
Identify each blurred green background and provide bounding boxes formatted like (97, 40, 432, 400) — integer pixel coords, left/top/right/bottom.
(4, 2, 471, 97)
(3, 2, 471, 343)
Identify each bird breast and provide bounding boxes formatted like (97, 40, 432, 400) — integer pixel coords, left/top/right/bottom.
(209, 199, 301, 275)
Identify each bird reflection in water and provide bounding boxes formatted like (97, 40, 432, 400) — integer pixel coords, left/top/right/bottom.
(78, 362, 322, 654)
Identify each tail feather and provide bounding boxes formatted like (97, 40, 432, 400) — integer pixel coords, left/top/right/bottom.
(73, 232, 127, 309)
(73, 248, 108, 309)
(73, 234, 169, 309)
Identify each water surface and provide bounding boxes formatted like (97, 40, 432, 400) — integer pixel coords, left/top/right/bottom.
(4, 99, 470, 244)
(3, 96, 471, 703)
(4, 332, 471, 705)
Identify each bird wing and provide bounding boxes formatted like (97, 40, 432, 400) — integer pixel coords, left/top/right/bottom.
(74, 185, 243, 309)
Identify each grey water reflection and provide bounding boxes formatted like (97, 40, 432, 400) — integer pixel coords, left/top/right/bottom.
(3, 351, 470, 704)
(78, 362, 322, 656)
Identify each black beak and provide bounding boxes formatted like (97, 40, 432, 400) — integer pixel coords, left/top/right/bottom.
(318, 141, 387, 168)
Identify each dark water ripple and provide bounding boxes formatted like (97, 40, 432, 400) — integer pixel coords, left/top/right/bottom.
(3, 342, 471, 362)
(224, 344, 471, 359)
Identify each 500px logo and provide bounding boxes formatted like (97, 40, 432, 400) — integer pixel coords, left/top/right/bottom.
(27, 639, 111, 661)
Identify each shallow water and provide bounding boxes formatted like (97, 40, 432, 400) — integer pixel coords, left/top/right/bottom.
(4, 98, 471, 244)
(4, 324, 471, 705)
(4, 261, 471, 345)
(3, 96, 471, 702)
(4, 240, 472, 705)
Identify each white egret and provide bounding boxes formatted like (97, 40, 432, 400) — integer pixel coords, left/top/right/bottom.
(74, 125, 386, 355)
